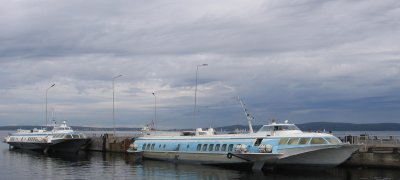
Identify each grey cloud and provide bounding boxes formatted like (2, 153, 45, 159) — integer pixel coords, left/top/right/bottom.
(0, 0, 400, 128)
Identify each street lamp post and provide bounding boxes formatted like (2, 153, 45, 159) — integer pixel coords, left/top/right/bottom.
(45, 84, 55, 131)
(193, 64, 208, 128)
(152, 92, 157, 131)
(112, 74, 122, 135)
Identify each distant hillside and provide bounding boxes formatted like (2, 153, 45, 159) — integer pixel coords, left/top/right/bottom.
(297, 122, 400, 131)
(0, 126, 141, 131)
(1, 122, 400, 131)
(215, 122, 400, 132)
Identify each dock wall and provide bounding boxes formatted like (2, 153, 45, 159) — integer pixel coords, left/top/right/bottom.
(344, 152, 400, 168)
(341, 135, 400, 168)
(84, 134, 134, 153)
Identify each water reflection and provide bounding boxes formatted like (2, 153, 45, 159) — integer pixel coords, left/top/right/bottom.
(1, 144, 400, 180)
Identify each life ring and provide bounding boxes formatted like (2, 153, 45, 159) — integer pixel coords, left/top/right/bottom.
(227, 153, 233, 159)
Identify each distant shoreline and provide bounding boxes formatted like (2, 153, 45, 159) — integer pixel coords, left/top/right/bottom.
(1, 122, 400, 131)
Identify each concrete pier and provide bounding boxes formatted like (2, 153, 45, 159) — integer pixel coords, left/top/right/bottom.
(344, 152, 400, 168)
(341, 134, 400, 168)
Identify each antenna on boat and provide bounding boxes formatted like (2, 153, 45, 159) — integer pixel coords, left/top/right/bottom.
(236, 96, 254, 133)
(51, 108, 56, 121)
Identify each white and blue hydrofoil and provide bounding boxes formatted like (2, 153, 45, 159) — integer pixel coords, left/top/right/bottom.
(127, 128, 283, 170)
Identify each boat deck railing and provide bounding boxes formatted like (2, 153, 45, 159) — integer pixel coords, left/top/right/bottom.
(339, 134, 400, 153)
(340, 135, 400, 145)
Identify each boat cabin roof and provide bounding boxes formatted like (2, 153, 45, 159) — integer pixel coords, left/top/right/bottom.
(257, 123, 301, 133)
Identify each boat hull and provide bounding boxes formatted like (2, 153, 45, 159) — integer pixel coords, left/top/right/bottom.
(141, 151, 281, 166)
(7, 142, 51, 150)
(276, 144, 358, 167)
(49, 139, 89, 153)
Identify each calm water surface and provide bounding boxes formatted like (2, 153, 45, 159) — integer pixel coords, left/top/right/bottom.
(1, 131, 400, 180)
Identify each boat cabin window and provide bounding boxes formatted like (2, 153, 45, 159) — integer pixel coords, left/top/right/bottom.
(221, 144, 227, 151)
(187, 145, 190, 149)
(176, 144, 180, 151)
(299, 138, 311, 145)
(159, 144, 161, 148)
(254, 138, 263, 146)
(146, 144, 151, 150)
(215, 144, 220, 151)
(279, 138, 289, 145)
(151, 144, 155, 150)
(257, 125, 300, 133)
(209, 144, 214, 151)
(310, 137, 328, 144)
(197, 144, 202, 151)
(163, 144, 166, 148)
(228, 144, 234, 151)
(288, 138, 300, 145)
(142, 144, 146, 150)
(202, 144, 208, 151)
(324, 137, 342, 144)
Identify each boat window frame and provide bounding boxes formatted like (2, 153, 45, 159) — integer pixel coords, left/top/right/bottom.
(215, 144, 220, 151)
(288, 138, 300, 145)
(142, 144, 146, 150)
(221, 144, 227, 151)
(299, 138, 311, 145)
(197, 144, 202, 151)
(279, 138, 289, 145)
(202, 144, 208, 151)
(324, 137, 342, 145)
(228, 144, 234, 151)
(254, 138, 263, 146)
(310, 137, 328, 145)
(209, 144, 214, 151)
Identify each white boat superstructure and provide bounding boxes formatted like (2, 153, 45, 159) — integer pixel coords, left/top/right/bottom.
(4, 121, 88, 153)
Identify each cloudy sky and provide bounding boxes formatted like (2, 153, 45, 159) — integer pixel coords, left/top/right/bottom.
(1, 0, 399, 129)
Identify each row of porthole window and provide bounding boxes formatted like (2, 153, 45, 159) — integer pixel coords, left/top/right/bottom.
(196, 144, 235, 152)
(52, 134, 82, 139)
(9, 137, 41, 142)
(279, 137, 341, 145)
(141, 143, 238, 152)
(142, 143, 158, 150)
(27, 137, 41, 142)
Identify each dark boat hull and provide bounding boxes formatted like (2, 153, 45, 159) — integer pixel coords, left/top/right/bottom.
(7, 139, 88, 153)
(49, 139, 89, 153)
(8, 142, 51, 150)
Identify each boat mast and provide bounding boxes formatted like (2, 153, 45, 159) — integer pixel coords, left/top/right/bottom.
(237, 96, 254, 133)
